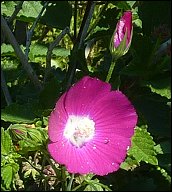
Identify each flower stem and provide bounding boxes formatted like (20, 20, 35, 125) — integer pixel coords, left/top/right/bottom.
(105, 59, 117, 82)
(1, 69, 12, 105)
(67, 173, 75, 191)
(61, 165, 67, 191)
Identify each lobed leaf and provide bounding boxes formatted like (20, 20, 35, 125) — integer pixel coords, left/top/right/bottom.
(29, 44, 70, 61)
(1, 128, 13, 156)
(144, 77, 171, 99)
(10, 125, 49, 152)
(1, 103, 37, 123)
(1, 163, 19, 190)
(1, 164, 13, 189)
(128, 127, 158, 165)
(120, 156, 140, 171)
(1, 1, 43, 22)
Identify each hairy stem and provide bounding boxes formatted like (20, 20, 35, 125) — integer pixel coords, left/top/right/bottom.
(8, 1, 24, 24)
(44, 27, 70, 83)
(105, 59, 116, 82)
(61, 165, 67, 191)
(1, 69, 12, 105)
(66, 2, 96, 90)
(25, 1, 48, 58)
(74, 1, 78, 40)
(78, 1, 96, 49)
(86, 1, 108, 39)
(1, 15, 42, 90)
(67, 173, 75, 191)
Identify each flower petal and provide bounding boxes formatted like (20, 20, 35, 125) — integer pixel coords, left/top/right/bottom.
(48, 141, 91, 174)
(48, 93, 68, 142)
(89, 90, 137, 138)
(114, 11, 132, 48)
(48, 76, 137, 176)
(63, 76, 111, 116)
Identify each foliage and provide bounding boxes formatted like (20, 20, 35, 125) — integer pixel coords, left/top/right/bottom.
(1, 1, 171, 191)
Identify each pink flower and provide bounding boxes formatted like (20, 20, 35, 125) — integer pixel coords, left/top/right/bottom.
(114, 11, 133, 51)
(48, 76, 137, 176)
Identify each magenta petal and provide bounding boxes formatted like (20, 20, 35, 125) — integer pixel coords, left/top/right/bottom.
(89, 90, 137, 138)
(48, 93, 68, 142)
(114, 11, 132, 48)
(48, 76, 137, 176)
(64, 76, 111, 115)
(48, 141, 91, 174)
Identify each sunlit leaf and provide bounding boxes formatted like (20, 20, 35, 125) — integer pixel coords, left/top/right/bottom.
(1, 163, 19, 190)
(29, 44, 70, 58)
(144, 77, 171, 99)
(1, 164, 13, 189)
(1, 1, 43, 21)
(128, 127, 158, 165)
(1, 128, 13, 156)
(120, 156, 140, 171)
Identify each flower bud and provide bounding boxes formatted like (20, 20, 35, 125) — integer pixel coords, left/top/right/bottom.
(110, 11, 133, 58)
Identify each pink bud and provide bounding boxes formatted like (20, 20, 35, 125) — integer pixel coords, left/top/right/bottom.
(114, 11, 133, 49)
(14, 129, 24, 134)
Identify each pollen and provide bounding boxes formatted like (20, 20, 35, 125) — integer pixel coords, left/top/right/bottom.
(64, 115, 95, 147)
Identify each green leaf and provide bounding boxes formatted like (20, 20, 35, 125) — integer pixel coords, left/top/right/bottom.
(84, 183, 104, 191)
(53, 47, 70, 57)
(157, 166, 171, 183)
(1, 128, 13, 156)
(9, 124, 48, 142)
(85, 179, 104, 191)
(1, 163, 19, 190)
(11, 126, 48, 152)
(1, 103, 37, 123)
(19, 1, 43, 19)
(1, 44, 15, 55)
(154, 144, 163, 155)
(29, 44, 70, 59)
(84, 177, 112, 191)
(1, 164, 13, 189)
(143, 77, 171, 99)
(2, 1, 43, 22)
(41, 2, 72, 29)
(1, 44, 26, 56)
(1, 1, 17, 17)
(120, 156, 140, 171)
(128, 127, 158, 165)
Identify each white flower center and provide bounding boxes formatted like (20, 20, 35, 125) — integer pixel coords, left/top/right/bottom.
(64, 115, 95, 148)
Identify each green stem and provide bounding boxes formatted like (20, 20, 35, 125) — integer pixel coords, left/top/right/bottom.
(67, 173, 75, 191)
(61, 165, 67, 191)
(74, 1, 78, 40)
(105, 59, 117, 82)
(1, 69, 12, 105)
(86, 2, 108, 39)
